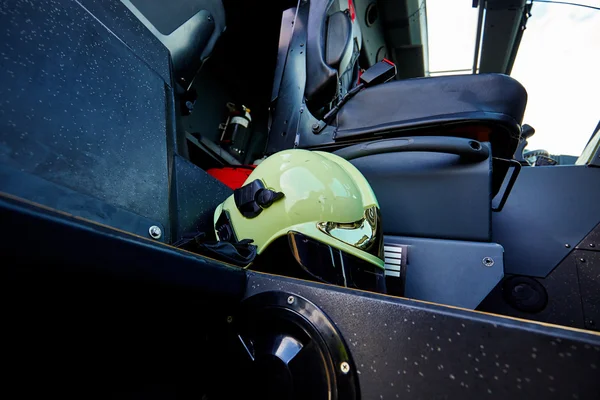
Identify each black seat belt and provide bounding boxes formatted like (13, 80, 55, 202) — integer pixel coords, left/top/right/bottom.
(312, 59, 397, 133)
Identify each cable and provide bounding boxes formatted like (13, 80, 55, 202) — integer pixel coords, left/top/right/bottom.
(407, 0, 427, 20)
(393, 0, 426, 29)
(532, 0, 600, 11)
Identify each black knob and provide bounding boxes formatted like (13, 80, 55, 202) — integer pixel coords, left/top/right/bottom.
(256, 189, 284, 208)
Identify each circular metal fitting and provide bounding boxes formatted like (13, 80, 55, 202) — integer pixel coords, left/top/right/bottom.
(340, 362, 350, 374)
(149, 225, 162, 240)
(482, 257, 495, 267)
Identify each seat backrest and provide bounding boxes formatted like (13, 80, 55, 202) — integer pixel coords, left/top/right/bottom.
(305, 0, 361, 111)
(122, 0, 226, 89)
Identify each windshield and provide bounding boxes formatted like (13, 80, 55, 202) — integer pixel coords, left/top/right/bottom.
(510, 1, 600, 156)
(426, 0, 600, 157)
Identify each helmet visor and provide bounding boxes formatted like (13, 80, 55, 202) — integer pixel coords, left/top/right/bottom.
(288, 231, 386, 293)
(316, 205, 384, 261)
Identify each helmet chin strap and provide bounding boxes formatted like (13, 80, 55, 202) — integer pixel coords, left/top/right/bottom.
(339, 249, 348, 288)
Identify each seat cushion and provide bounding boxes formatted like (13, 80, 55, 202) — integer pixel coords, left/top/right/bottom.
(335, 74, 527, 156)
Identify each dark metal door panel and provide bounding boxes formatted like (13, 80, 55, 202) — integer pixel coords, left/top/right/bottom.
(493, 166, 600, 277)
(0, 0, 174, 238)
(577, 250, 600, 331)
(385, 235, 503, 309)
(246, 272, 600, 400)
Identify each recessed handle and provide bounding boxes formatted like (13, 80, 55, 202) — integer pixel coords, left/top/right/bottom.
(335, 136, 490, 163)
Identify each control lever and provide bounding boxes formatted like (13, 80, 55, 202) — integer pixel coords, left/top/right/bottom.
(515, 124, 535, 165)
(312, 59, 397, 133)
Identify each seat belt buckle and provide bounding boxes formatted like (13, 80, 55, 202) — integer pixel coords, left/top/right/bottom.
(359, 59, 397, 87)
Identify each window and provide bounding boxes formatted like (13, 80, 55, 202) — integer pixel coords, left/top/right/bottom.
(426, 0, 600, 157)
(510, 1, 600, 156)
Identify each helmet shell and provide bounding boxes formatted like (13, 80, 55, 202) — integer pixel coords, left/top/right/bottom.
(214, 150, 383, 269)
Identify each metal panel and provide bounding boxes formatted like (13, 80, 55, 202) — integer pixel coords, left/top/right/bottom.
(385, 236, 503, 309)
(271, 8, 297, 103)
(172, 154, 231, 241)
(0, 165, 164, 241)
(246, 272, 600, 400)
(4, 189, 600, 399)
(267, 2, 310, 153)
(0, 0, 174, 239)
(481, 223, 600, 330)
(122, 0, 218, 87)
(479, 257, 586, 330)
(577, 223, 600, 251)
(3, 194, 245, 398)
(130, 0, 209, 35)
(77, 0, 172, 83)
(577, 250, 600, 331)
(378, 0, 428, 78)
(353, 0, 389, 68)
(493, 165, 600, 277)
(0, 193, 246, 298)
(353, 149, 492, 241)
(478, 0, 529, 74)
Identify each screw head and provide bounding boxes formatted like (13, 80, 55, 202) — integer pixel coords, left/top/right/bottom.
(226, 316, 233, 324)
(340, 362, 350, 374)
(565, 244, 571, 248)
(482, 257, 495, 267)
(287, 296, 295, 305)
(590, 243, 596, 248)
(149, 225, 162, 240)
(580, 258, 586, 263)
(312, 123, 320, 131)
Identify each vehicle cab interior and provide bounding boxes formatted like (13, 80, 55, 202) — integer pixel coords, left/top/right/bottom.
(2, 0, 599, 398)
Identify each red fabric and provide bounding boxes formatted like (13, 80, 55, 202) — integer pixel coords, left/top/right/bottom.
(207, 166, 255, 190)
(348, 0, 356, 22)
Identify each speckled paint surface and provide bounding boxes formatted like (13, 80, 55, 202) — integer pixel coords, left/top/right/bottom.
(0, 0, 172, 232)
(247, 272, 600, 399)
(75, 0, 171, 83)
(172, 155, 231, 239)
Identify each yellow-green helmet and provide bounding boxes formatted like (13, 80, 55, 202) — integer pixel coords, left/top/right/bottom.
(214, 149, 386, 293)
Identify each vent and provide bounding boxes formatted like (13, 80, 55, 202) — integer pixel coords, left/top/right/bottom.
(384, 244, 408, 296)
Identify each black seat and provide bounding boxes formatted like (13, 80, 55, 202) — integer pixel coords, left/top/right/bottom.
(328, 74, 527, 241)
(301, 0, 526, 156)
(334, 73, 527, 161)
(268, 0, 528, 242)
(269, 0, 527, 163)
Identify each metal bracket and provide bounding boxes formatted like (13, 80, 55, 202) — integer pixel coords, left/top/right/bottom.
(311, 120, 327, 134)
(492, 157, 522, 212)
